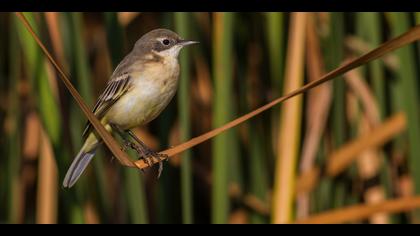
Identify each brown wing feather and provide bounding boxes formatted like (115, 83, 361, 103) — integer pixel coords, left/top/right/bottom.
(82, 73, 131, 138)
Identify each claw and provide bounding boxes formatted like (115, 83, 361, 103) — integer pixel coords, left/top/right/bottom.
(142, 155, 154, 167)
(139, 149, 167, 178)
(157, 162, 163, 178)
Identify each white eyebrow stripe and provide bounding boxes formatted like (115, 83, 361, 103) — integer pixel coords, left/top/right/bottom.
(156, 37, 167, 42)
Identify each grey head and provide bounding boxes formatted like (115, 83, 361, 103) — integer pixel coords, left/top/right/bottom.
(111, 29, 197, 77)
(133, 28, 198, 59)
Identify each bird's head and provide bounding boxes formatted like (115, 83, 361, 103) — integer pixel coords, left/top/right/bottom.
(134, 28, 198, 60)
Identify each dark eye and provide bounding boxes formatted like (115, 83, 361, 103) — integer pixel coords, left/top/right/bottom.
(162, 39, 170, 45)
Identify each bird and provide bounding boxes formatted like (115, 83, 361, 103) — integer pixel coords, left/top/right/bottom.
(63, 28, 198, 188)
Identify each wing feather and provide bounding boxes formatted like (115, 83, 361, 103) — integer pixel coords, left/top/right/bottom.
(82, 73, 131, 138)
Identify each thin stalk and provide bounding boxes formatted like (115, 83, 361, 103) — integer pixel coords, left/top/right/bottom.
(0, 14, 6, 222)
(248, 124, 269, 223)
(104, 12, 125, 65)
(265, 12, 285, 94)
(326, 12, 346, 210)
(266, 13, 285, 168)
(357, 13, 386, 118)
(7, 17, 21, 223)
(390, 13, 420, 197)
(212, 12, 234, 224)
(272, 12, 307, 223)
(356, 12, 393, 223)
(124, 168, 149, 223)
(328, 12, 346, 148)
(120, 133, 148, 224)
(175, 12, 193, 224)
(69, 13, 93, 105)
(36, 128, 58, 224)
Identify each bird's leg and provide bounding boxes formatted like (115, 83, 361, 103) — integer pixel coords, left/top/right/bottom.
(109, 124, 166, 178)
(109, 123, 150, 172)
(121, 139, 132, 152)
(127, 130, 167, 178)
(110, 124, 153, 175)
(110, 124, 135, 152)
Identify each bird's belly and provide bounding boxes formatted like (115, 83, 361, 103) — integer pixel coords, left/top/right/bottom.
(105, 76, 178, 130)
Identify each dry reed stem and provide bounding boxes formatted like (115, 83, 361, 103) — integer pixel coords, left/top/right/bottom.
(44, 12, 67, 71)
(118, 12, 140, 27)
(345, 36, 399, 70)
(327, 112, 406, 176)
(365, 186, 389, 224)
(297, 13, 331, 219)
(356, 117, 381, 179)
(243, 194, 270, 215)
(296, 167, 320, 194)
(345, 67, 380, 126)
(23, 111, 40, 159)
(228, 209, 249, 224)
(296, 195, 420, 224)
(300, 13, 331, 173)
(296, 112, 407, 195)
(36, 126, 58, 224)
(346, 67, 388, 223)
(272, 12, 307, 224)
(84, 202, 100, 224)
(398, 175, 414, 198)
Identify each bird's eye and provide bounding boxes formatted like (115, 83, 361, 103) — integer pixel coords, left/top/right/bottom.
(162, 39, 170, 45)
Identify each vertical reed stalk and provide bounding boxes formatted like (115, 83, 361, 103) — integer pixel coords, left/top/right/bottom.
(212, 12, 234, 224)
(272, 12, 307, 223)
(8, 16, 22, 223)
(390, 13, 420, 200)
(175, 12, 194, 224)
(265, 12, 285, 94)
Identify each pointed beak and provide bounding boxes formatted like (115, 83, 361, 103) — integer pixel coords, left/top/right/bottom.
(178, 39, 199, 46)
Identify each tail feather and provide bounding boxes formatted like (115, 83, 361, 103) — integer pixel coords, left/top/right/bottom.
(64, 125, 110, 188)
(63, 148, 97, 188)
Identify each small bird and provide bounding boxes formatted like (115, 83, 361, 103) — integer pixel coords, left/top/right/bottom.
(63, 29, 198, 188)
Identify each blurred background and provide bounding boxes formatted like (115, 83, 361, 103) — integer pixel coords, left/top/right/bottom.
(1, 12, 420, 224)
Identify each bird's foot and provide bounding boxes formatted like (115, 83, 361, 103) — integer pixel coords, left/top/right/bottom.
(116, 127, 167, 178)
(137, 147, 168, 179)
(119, 140, 151, 172)
(126, 140, 167, 178)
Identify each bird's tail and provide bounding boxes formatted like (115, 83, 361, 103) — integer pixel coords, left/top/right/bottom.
(63, 134, 100, 188)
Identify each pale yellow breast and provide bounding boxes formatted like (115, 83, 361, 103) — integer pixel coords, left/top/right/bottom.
(105, 57, 180, 130)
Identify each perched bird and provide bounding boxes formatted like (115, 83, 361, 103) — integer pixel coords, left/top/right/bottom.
(63, 29, 198, 188)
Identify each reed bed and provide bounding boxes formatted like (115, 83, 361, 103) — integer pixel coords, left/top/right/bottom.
(1, 12, 420, 224)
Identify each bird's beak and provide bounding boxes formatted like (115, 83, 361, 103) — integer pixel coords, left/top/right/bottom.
(178, 39, 199, 46)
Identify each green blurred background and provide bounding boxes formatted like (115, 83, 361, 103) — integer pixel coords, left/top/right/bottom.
(1, 12, 420, 224)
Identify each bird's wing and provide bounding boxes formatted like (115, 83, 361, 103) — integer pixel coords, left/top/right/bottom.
(82, 73, 131, 138)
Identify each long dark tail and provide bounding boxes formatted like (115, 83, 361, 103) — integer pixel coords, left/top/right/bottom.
(63, 146, 98, 188)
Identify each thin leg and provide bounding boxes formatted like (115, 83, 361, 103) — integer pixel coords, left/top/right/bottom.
(110, 124, 133, 152)
(109, 123, 150, 167)
(110, 123, 166, 178)
(127, 130, 167, 178)
(127, 130, 167, 160)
